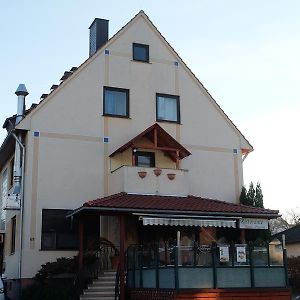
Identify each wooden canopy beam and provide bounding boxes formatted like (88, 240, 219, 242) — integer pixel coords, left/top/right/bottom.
(132, 144, 181, 155)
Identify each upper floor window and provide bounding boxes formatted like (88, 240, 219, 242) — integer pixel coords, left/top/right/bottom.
(134, 151, 155, 168)
(156, 93, 180, 123)
(103, 86, 129, 118)
(133, 43, 149, 62)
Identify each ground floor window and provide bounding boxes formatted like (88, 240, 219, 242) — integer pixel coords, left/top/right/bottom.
(41, 209, 78, 250)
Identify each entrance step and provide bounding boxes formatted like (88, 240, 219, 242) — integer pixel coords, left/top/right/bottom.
(80, 271, 116, 300)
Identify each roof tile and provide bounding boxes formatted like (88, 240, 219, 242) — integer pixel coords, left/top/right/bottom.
(83, 192, 278, 217)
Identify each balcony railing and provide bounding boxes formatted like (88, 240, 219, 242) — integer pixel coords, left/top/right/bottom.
(126, 242, 288, 289)
(109, 166, 189, 196)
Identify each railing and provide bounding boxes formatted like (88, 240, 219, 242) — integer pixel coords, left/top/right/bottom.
(115, 263, 120, 300)
(126, 241, 288, 290)
(75, 238, 119, 298)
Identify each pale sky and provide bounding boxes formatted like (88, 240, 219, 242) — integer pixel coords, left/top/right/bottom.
(1, 0, 300, 214)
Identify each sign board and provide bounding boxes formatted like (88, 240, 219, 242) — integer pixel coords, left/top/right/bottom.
(236, 246, 247, 263)
(239, 218, 268, 230)
(219, 246, 230, 263)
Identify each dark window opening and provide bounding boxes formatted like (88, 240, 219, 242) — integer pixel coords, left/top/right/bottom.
(11, 216, 16, 254)
(156, 93, 180, 123)
(135, 151, 155, 168)
(133, 43, 149, 62)
(41, 209, 79, 250)
(9, 159, 14, 188)
(103, 86, 129, 118)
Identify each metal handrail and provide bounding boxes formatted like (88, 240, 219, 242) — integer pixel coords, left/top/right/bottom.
(114, 263, 120, 300)
(75, 238, 119, 299)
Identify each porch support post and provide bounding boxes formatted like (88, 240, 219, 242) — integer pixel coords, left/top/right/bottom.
(249, 243, 255, 288)
(283, 248, 289, 287)
(79, 220, 84, 270)
(240, 229, 246, 243)
(119, 214, 125, 300)
(176, 150, 180, 169)
(131, 147, 136, 166)
(154, 128, 158, 147)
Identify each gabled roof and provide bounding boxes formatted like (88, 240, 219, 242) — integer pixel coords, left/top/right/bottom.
(109, 123, 191, 160)
(69, 192, 279, 218)
(7, 11, 252, 151)
(272, 224, 300, 244)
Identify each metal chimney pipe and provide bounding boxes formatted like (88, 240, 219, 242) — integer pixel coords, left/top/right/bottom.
(15, 84, 28, 125)
(13, 84, 28, 195)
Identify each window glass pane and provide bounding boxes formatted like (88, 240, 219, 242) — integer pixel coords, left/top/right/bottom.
(104, 88, 128, 116)
(136, 152, 155, 168)
(41, 232, 56, 250)
(137, 156, 151, 167)
(57, 233, 78, 249)
(157, 96, 178, 122)
(133, 44, 148, 62)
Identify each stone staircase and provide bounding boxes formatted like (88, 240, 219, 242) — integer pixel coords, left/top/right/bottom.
(80, 271, 116, 300)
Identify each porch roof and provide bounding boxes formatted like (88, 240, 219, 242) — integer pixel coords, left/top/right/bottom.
(69, 192, 279, 218)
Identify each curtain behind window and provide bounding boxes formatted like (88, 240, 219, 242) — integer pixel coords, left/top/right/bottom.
(157, 96, 177, 121)
(105, 89, 126, 116)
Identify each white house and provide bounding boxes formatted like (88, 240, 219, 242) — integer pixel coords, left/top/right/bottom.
(0, 11, 289, 300)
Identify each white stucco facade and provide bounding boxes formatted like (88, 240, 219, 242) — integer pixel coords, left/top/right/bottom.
(0, 11, 252, 279)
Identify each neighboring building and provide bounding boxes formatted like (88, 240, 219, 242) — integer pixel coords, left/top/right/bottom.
(0, 11, 290, 300)
(273, 224, 300, 257)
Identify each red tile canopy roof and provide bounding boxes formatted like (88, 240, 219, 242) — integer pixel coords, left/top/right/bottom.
(71, 192, 279, 218)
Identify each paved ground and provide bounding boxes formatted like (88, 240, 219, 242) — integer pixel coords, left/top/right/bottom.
(293, 293, 300, 299)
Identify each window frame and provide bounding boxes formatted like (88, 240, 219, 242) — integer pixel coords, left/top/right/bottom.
(103, 86, 130, 118)
(156, 93, 181, 124)
(134, 151, 155, 168)
(132, 43, 149, 63)
(41, 209, 79, 251)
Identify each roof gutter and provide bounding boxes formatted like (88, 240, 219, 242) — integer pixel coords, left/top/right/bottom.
(67, 205, 280, 219)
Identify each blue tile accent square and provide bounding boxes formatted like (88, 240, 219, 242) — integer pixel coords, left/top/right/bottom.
(103, 137, 109, 143)
(105, 49, 109, 55)
(233, 149, 238, 154)
(33, 131, 40, 137)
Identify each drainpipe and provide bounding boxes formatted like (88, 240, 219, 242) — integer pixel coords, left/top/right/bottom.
(11, 84, 28, 292)
(11, 133, 25, 282)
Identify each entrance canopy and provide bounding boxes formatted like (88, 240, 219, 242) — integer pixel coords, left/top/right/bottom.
(68, 192, 279, 220)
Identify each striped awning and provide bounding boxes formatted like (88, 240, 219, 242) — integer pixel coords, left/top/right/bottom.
(141, 217, 236, 228)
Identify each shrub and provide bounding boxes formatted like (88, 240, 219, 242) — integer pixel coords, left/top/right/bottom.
(21, 280, 76, 300)
(288, 256, 300, 289)
(34, 257, 78, 282)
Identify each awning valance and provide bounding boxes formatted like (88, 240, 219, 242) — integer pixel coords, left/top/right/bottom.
(140, 217, 236, 228)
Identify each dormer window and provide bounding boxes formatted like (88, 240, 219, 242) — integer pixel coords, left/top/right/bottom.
(133, 43, 149, 62)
